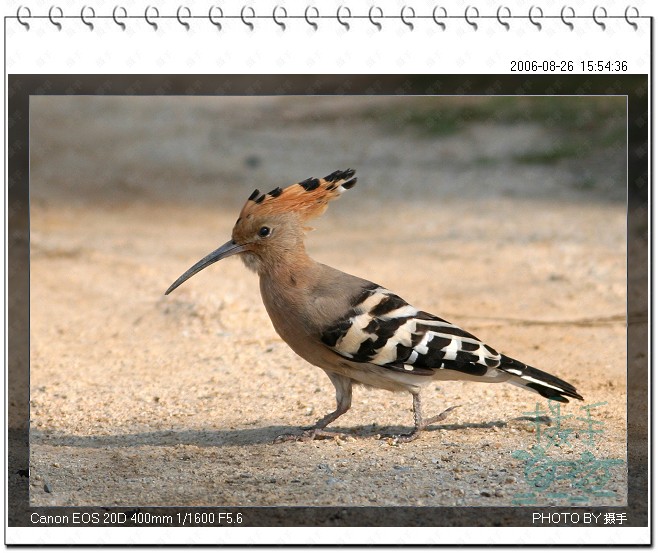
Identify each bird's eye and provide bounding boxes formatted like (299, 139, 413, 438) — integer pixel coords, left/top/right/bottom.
(258, 226, 271, 238)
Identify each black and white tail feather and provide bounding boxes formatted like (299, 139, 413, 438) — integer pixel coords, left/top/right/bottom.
(321, 284, 583, 403)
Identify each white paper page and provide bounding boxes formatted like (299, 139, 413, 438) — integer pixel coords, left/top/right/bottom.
(3, 0, 651, 546)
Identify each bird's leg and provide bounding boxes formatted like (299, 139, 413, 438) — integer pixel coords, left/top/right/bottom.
(274, 372, 353, 443)
(385, 393, 460, 443)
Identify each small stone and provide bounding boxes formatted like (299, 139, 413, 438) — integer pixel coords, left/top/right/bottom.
(494, 490, 504, 497)
(480, 490, 492, 497)
(505, 476, 517, 484)
(44, 482, 53, 493)
(52, 463, 60, 468)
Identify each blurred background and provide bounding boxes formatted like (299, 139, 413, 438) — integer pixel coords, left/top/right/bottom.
(30, 95, 626, 209)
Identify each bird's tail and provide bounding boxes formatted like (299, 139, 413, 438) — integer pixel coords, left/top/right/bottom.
(500, 355, 583, 403)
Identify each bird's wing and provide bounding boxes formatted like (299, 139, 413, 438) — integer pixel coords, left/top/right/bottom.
(320, 285, 502, 378)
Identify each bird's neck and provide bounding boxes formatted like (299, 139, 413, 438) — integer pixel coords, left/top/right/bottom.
(257, 246, 322, 340)
(258, 244, 317, 285)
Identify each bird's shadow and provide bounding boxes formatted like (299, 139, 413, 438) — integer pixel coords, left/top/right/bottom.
(30, 415, 550, 448)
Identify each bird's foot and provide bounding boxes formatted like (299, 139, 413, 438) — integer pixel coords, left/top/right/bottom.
(422, 405, 461, 427)
(379, 405, 461, 444)
(273, 428, 351, 443)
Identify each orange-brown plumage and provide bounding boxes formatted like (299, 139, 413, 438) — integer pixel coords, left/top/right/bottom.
(238, 169, 357, 223)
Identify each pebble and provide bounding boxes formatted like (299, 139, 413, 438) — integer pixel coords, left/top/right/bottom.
(44, 482, 53, 493)
(505, 476, 517, 484)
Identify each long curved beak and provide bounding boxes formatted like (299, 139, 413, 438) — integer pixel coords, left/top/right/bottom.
(165, 240, 246, 295)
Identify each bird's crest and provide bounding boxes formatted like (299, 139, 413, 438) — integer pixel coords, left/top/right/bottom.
(238, 169, 357, 222)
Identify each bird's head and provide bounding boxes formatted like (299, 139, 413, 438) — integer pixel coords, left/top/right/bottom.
(165, 169, 357, 294)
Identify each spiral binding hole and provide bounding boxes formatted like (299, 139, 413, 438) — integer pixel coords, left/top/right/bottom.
(12, 5, 644, 32)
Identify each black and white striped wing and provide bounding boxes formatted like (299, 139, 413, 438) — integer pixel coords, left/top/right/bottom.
(321, 285, 502, 378)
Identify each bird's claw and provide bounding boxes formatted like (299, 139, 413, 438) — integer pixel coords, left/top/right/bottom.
(423, 404, 461, 427)
(379, 405, 461, 444)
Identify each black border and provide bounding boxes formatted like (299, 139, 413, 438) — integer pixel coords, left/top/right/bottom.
(6, 75, 649, 537)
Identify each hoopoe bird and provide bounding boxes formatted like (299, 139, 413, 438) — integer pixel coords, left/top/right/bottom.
(165, 169, 583, 442)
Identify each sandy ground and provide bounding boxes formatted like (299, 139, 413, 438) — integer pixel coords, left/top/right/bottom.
(26, 96, 628, 508)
